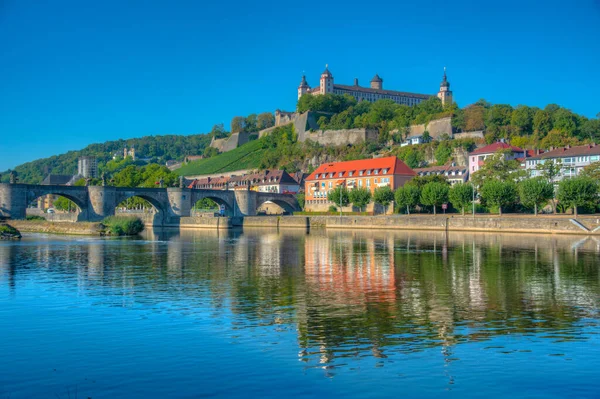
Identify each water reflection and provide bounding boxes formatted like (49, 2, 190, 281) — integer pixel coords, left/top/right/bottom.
(1, 229, 599, 372)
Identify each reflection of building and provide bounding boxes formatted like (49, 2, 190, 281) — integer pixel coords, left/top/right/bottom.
(304, 156, 415, 210)
(298, 66, 453, 107)
(77, 156, 98, 178)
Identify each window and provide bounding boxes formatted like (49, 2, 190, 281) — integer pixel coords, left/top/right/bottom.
(338, 172, 343, 177)
(383, 169, 388, 174)
(359, 171, 364, 176)
(329, 182, 332, 188)
(329, 172, 333, 178)
(349, 171, 353, 177)
(367, 170, 371, 175)
(315, 174, 319, 179)
(374, 170, 379, 175)
(374, 178, 378, 184)
(366, 179, 371, 187)
(358, 180, 362, 187)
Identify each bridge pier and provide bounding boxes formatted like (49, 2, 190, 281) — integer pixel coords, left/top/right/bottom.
(234, 189, 257, 217)
(0, 183, 28, 220)
(167, 188, 192, 218)
(87, 186, 117, 222)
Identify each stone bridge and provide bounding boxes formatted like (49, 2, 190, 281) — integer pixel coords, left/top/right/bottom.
(0, 183, 300, 226)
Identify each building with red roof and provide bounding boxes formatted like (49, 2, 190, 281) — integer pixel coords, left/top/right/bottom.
(468, 142, 525, 175)
(525, 144, 600, 181)
(304, 156, 415, 211)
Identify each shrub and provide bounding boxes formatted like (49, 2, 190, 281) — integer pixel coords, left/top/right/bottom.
(328, 205, 338, 213)
(26, 215, 46, 221)
(102, 216, 145, 236)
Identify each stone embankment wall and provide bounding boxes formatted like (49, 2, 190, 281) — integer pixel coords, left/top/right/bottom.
(10, 220, 104, 235)
(180, 216, 232, 229)
(243, 216, 308, 229)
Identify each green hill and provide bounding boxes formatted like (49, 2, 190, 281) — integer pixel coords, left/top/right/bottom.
(1, 134, 213, 184)
(175, 138, 265, 176)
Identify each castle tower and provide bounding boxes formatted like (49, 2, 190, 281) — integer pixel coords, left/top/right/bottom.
(124, 147, 128, 159)
(319, 65, 334, 95)
(298, 75, 310, 100)
(370, 74, 383, 90)
(437, 67, 453, 106)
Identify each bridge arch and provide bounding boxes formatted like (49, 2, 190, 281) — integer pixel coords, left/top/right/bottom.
(256, 193, 300, 215)
(113, 190, 169, 227)
(191, 190, 235, 217)
(26, 187, 89, 221)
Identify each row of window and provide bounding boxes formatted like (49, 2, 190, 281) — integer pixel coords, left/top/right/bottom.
(315, 168, 389, 179)
(526, 155, 600, 167)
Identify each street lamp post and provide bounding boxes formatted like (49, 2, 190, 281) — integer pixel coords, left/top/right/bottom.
(472, 184, 475, 218)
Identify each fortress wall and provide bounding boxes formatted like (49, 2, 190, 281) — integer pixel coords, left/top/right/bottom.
(303, 128, 378, 146)
(454, 131, 484, 140)
(408, 116, 453, 139)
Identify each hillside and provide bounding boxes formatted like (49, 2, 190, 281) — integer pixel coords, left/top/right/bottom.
(1, 133, 213, 184)
(175, 138, 265, 176)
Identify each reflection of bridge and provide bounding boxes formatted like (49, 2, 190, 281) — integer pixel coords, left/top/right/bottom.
(0, 183, 300, 226)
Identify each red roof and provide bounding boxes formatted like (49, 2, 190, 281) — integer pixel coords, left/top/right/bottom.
(306, 156, 416, 181)
(469, 142, 524, 155)
(529, 144, 600, 160)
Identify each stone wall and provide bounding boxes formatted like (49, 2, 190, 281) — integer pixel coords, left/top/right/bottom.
(210, 132, 256, 153)
(454, 131, 484, 140)
(408, 116, 453, 139)
(179, 216, 232, 229)
(303, 128, 378, 146)
(10, 220, 104, 235)
(243, 216, 308, 228)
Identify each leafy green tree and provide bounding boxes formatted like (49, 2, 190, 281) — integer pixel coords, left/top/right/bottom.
(420, 182, 449, 215)
(373, 186, 394, 214)
(407, 174, 448, 188)
(231, 116, 246, 133)
(480, 180, 517, 216)
(538, 159, 562, 182)
(257, 112, 275, 130)
(297, 93, 356, 114)
(557, 177, 599, 218)
(449, 183, 474, 215)
(296, 193, 305, 210)
(349, 187, 371, 212)
(511, 105, 534, 135)
(395, 185, 421, 214)
(470, 150, 525, 187)
(552, 108, 579, 136)
(533, 110, 552, 136)
(434, 140, 452, 165)
(464, 105, 486, 131)
(580, 118, 600, 141)
(210, 123, 228, 139)
(53, 196, 77, 212)
(518, 177, 554, 215)
(327, 186, 350, 209)
(580, 162, 600, 180)
(203, 146, 219, 158)
(245, 114, 258, 132)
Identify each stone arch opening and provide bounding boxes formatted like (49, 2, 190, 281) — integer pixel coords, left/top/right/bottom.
(198, 196, 234, 217)
(115, 194, 166, 226)
(256, 199, 297, 216)
(27, 192, 86, 221)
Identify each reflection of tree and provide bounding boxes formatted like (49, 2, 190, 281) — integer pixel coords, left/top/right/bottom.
(2, 229, 599, 372)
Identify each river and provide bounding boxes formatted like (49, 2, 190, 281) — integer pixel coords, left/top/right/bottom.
(0, 229, 599, 398)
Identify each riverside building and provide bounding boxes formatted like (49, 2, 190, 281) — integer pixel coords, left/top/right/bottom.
(525, 144, 600, 181)
(304, 156, 416, 211)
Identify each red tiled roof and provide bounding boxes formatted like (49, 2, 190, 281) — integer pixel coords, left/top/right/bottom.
(306, 156, 416, 181)
(529, 144, 600, 160)
(469, 142, 524, 155)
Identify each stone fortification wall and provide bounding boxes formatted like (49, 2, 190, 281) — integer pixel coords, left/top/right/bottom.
(210, 132, 255, 153)
(408, 116, 453, 139)
(303, 128, 378, 146)
(454, 131, 484, 140)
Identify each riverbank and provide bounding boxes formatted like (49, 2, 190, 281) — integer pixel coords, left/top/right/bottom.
(242, 214, 600, 235)
(9, 220, 104, 235)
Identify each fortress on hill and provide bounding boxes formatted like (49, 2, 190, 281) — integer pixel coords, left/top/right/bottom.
(298, 66, 453, 107)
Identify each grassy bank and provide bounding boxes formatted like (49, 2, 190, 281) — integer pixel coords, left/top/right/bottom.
(101, 216, 145, 236)
(0, 224, 22, 239)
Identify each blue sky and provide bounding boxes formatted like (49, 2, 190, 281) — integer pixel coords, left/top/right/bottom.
(1, 0, 599, 171)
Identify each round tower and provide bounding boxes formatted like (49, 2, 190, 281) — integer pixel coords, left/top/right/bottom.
(370, 74, 383, 90)
(297, 75, 310, 100)
(437, 67, 453, 106)
(320, 65, 334, 95)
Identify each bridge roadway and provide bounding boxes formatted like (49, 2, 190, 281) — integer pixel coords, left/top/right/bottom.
(0, 183, 300, 226)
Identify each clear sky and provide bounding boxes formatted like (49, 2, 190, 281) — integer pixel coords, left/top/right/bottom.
(1, 0, 599, 171)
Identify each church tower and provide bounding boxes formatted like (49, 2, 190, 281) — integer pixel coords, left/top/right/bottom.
(298, 75, 310, 100)
(437, 67, 453, 106)
(370, 74, 383, 90)
(319, 65, 334, 95)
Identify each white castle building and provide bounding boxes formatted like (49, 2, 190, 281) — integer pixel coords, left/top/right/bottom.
(298, 66, 453, 107)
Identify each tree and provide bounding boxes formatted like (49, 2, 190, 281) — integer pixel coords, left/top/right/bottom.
(464, 105, 486, 131)
(470, 150, 525, 187)
(533, 110, 552, 136)
(53, 196, 77, 212)
(434, 140, 452, 165)
(538, 159, 562, 182)
(511, 105, 534, 135)
(479, 180, 517, 216)
(420, 182, 449, 215)
(203, 146, 219, 158)
(406, 174, 448, 188)
(209, 123, 228, 139)
(373, 186, 394, 214)
(557, 177, 598, 218)
(349, 187, 371, 212)
(518, 178, 554, 216)
(231, 116, 246, 133)
(244, 114, 258, 132)
(580, 162, 600, 180)
(296, 193, 305, 210)
(395, 185, 421, 214)
(327, 186, 350, 209)
(449, 183, 474, 215)
(257, 112, 275, 130)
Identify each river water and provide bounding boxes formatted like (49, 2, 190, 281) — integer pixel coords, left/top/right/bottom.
(0, 228, 599, 398)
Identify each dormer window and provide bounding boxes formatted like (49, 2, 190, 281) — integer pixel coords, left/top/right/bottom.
(338, 172, 343, 177)
(316, 174, 319, 179)
(349, 171, 353, 177)
(329, 172, 333, 178)
(359, 171, 364, 176)
(374, 170, 379, 175)
(367, 170, 371, 175)
(383, 169, 388, 174)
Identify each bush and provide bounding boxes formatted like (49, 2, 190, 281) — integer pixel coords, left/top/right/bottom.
(0, 224, 21, 239)
(328, 205, 338, 213)
(26, 215, 46, 221)
(102, 216, 145, 236)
